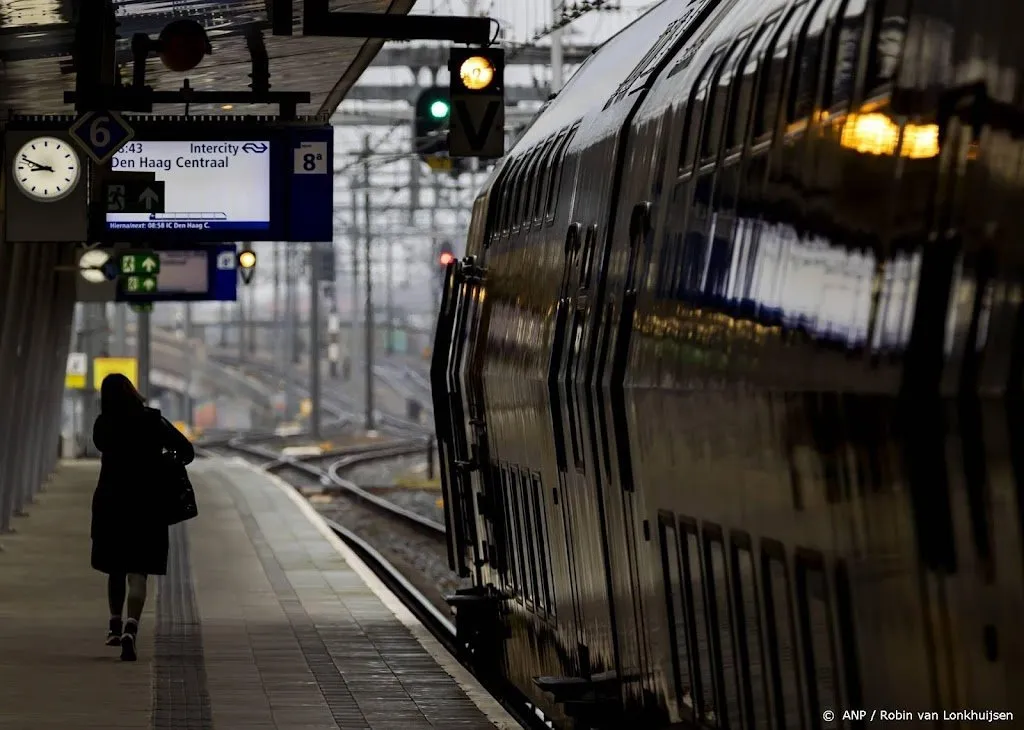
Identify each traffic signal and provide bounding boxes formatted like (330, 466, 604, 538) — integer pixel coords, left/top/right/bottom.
(414, 86, 451, 157)
(238, 246, 256, 284)
(448, 47, 504, 158)
(438, 241, 455, 266)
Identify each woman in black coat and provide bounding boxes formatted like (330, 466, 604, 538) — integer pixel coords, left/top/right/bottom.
(91, 373, 195, 661)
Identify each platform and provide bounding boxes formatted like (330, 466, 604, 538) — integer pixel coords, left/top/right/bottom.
(0, 459, 516, 730)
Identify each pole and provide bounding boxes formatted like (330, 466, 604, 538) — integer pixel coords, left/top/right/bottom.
(385, 237, 394, 356)
(182, 303, 193, 423)
(309, 243, 322, 439)
(291, 247, 302, 364)
(137, 307, 151, 403)
(113, 303, 126, 356)
(363, 134, 375, 432)
(349, 182, 359, 382)
(551, 0, 564, 93)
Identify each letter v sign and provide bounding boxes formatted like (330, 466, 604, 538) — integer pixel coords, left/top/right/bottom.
(451, 97, 505, 158)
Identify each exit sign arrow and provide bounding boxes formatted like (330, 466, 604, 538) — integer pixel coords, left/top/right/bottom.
(139, 187, 160, 211)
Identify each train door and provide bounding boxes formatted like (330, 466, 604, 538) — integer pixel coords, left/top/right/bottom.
(431, 258, 487, 580)
(547, 223, 601, 668)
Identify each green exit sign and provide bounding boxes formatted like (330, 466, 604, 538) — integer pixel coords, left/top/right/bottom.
(124, 275, 158, 293)
(119, 252, 160, 275)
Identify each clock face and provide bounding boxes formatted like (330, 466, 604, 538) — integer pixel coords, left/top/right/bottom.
(12, 136, 82, 202)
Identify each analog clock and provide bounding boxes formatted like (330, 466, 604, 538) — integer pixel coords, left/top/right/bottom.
(11, 136, 82, 202)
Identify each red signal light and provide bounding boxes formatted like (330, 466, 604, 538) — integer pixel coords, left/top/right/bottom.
(439, 251, 455, 266)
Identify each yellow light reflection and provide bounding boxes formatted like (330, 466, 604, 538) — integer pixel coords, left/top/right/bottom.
(460, 56, 496, 91)
(238, 250, 257, 268)
(839, 113, 940, 159)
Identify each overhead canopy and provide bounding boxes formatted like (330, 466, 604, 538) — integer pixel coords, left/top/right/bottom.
(0, 0, 417, 117)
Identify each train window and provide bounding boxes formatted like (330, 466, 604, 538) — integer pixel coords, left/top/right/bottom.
(826, 0, 868, 111)
(761, 541, 805, 730)
(517, 468, 541, 607)
(794, 550, 840, 729)
(863, 0, 909, 98)
(702, 525, 743, 728)
(833, 560, 863, 715)
(510, 153, 534, 231)
(731, 534, 772, 729)
(753, 1, 812, 140)
(490, 463, 512, 578)
(679, 518, 716, 722)
(533, 138, 557, 223)
(727, 14, 782, 152)
(529, 472, 555, 615)
(498, 157, 523, 234)
(659, 513, 696, 716)
(580, 226, 597, 290)
(521, 148, 546, 229)
(788, 0, 840, 124)
(679, 47, 726, 174)
(510, 470, 536, 604)
(700, 33, 751, 164)
(488, 164, 512, 243)
(500, 466, 522, 595)
(546, 127, 576, 220)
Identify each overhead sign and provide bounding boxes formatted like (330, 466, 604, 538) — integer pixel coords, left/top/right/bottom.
(68, 111, 135, 165)
(93, 357, 138, 390)
(87, 120, 333, 243)
(104, 140, 270, 237)
(107, 179, 165, 214)
(115, 244, 238, 302)
(65, 352, 87, 390)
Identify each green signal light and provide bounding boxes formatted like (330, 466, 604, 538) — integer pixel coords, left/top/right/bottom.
(429, 99, 450, 119)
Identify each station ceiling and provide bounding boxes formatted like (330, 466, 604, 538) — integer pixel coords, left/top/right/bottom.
(0, 0, 416, 117)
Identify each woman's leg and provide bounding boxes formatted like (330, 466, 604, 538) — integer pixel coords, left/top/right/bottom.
(106, 573, 126, 644)
(121, 573, 148, 661)
(125, 573, 148, 625)
(107, 572, 126, 618)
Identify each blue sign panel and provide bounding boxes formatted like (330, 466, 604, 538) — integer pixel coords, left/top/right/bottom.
(288, 126, 334, 242)
(92, 121, 333, 243)
(115, 244, 238, 302)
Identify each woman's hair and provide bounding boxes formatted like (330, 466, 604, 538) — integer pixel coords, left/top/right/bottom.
(100, 373, 144, 414)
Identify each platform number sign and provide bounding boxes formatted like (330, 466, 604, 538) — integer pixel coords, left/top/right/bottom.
(68, 111, 135, 165)
(294, 142, 328, 175)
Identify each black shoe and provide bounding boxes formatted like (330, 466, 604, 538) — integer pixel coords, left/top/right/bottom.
(106, 618, 122, 646)
(120, 631, 137, 661)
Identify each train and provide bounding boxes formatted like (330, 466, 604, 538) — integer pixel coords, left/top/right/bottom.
(431, 0, 1024, 727)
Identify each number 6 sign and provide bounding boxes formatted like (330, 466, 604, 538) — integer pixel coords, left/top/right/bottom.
(293, 141, 328, 175)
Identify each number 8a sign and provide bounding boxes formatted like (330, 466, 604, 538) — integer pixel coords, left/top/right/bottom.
(293, 141, 327, 175)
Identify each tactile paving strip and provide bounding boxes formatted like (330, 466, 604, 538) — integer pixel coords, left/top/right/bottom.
(152, 521, 214, 730)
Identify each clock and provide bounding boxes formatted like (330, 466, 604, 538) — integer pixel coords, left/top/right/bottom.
(11, 136, 82, 202)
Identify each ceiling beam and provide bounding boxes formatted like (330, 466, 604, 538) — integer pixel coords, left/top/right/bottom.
(342, 83, 550, 105)
(370, 44, 595, 68)
(330, 107, 537, 126)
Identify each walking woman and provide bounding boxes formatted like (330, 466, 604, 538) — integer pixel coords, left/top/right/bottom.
(90, 373, 195, 661)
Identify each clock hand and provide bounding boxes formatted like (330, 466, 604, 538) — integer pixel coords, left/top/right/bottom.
(20, 155, 53, 172)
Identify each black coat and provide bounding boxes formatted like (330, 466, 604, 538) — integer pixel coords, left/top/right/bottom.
(90, 406, 195, 576)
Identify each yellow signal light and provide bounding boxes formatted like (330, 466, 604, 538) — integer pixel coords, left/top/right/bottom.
(460, 55, 496, 91)
(238, 250, 257, 269)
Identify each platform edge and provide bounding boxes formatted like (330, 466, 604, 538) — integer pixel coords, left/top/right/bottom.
(227, 456, 521, 729)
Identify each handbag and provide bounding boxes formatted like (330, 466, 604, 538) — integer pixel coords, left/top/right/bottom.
(158, 450, 199, 525)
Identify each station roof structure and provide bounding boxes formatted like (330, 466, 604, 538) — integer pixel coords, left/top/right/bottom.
(0, 0, 417, 117)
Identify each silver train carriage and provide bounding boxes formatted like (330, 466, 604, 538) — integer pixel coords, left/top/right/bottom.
(431, 0, 1024, 727)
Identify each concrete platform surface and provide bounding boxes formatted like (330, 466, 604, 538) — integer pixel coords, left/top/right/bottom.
(0, 458, 517, 730)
